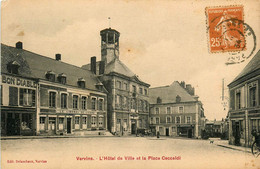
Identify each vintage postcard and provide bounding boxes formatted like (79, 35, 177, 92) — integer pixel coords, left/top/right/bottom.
(1, 0, 260, 169)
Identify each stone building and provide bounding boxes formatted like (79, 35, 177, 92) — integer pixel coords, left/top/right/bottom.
(82, 28, 150, 135)
(228, 50, 260, 147)
(149, 81, 205, 138)
(1, 42, 108, 136)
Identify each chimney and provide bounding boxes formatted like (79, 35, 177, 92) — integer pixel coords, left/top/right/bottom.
(185, 84, 195, 96)
(55, 54, 61, 61)
(176, 95, 181, 103)
(180, 81, 185, 88)
(99, 61, 105, 75)
(16, 41, 23, 49)
(91, 56, 96, 74)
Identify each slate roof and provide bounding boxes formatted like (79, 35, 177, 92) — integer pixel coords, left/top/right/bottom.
(230, 50, 260, 84)
(1, 43, 105, 92)
(149, 81, 196, 104)
(82, 58, 149, 86)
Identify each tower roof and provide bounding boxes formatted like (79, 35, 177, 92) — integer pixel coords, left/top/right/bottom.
(100, 28, 120, 35)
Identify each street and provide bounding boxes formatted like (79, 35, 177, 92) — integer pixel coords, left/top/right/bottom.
(1, 136, 259, 169)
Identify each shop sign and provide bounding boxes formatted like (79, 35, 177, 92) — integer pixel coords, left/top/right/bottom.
(1, 75, 37, 88)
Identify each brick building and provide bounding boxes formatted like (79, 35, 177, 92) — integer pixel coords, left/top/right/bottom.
(149, 81, 205, 138)
(1, 42, 108, 136)
(228, 50, 260, 147)
(82, 28, 150, 135)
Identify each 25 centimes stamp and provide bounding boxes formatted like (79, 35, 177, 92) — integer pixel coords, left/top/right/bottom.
(205, 5, 256, 65)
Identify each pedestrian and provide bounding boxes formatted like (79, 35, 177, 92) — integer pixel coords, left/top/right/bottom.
(157, 131, 160, 138)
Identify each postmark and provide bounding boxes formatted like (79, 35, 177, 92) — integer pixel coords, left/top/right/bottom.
(205, 5, 257, 65)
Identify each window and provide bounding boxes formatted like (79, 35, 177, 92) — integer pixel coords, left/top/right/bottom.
(98, 99, 103, 110)
(19, 88, 36, 106)
(78, 78, 85, 88)
(131, 99, 136, 109)
(7, 61, 20, 74)
(139, 119, 142, 128)
(91, 98, 96, 110)
(59, 118, 64, 124)
(21, 114, 32, 130)
(9, 86, 18, 106)
(40, 117, 46, 124)
(73, 95, 78, 109)
(156, 118, 160, 124)
(49, 92, 56, 108)
(39, 117, 45, 130)
(61, 93, 67, 108)
(186, 117, 191, 124)
(178, 106, 184, 113)
(82, 96, 87, 110)
(46, 71, 55, 82)
(145, 101, 149, 111)
(176, 117, 181, 124)
(167, 107, 171, 114)
(123, 97, 128, 108)
(139, 88, 143, 94)
(75, 117, 80, 124)
(150, 117, 153, 124)
(132, 85, 136, 93)
(98, 116, 104, 127)
(236, 90, 241, 109)
(155, 108, 159, 114)
(249, 85, 257, 107)
(82, 117, 87, 125)
(119, 96, 123, 107)
(124, 83, 128, 90)
(167, 116, 171, 123)
(117, 81, 122, 89)
(58, 74, 66, 84)
(144, 89, 148, 95)
(91, 116, 97, 127)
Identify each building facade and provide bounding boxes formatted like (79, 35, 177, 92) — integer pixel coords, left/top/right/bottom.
(1, 42, 108, 136)
(228, 50, 260, 147)
(149, 81, 205, 138)
(82, 28, 150, 135)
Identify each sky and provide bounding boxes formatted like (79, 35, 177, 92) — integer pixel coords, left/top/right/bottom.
(1, 0, 260, 120)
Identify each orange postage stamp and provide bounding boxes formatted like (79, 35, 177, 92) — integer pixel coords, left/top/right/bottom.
(206, 6, 245, 53)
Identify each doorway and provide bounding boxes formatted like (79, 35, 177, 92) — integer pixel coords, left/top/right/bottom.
(49, 117, 56, 134)
(131, 122, 136, 134)
(7, 113, 20, 136)
(235, 122, 240, 145)
(166, 128, 169, 136)
(188, 129, 192, 138)
(67, 118, 71, 134)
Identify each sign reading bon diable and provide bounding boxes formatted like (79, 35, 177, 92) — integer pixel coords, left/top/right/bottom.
(1, 75, 37, 88)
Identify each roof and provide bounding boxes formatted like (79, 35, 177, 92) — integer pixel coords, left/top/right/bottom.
(229, 50, 260, 85)
(82, 58, 149, 86)
(1, 43, 106, 92)
(104, 58, 135, 77)
(149, 81, 196, 104)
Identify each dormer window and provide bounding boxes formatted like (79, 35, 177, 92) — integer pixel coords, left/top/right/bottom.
(95, 82, 103, 91)
(176, 95, 181, 103)
(7, 61, 20, 74)
(157, 97, 162, 104)
(78, 78, 85, 88)
(46, 71, 56, 82)
(58, 73, 66, 85)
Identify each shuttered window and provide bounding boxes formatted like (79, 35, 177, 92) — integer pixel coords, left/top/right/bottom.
(9, 87, 18, 106)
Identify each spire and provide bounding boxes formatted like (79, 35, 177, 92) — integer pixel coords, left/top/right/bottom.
(108, 17, 111, 28)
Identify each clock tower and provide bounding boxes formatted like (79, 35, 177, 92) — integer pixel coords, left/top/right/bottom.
(100, 28, 120, 64)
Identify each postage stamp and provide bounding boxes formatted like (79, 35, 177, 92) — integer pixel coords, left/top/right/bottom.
(206, 6, 245, 53)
